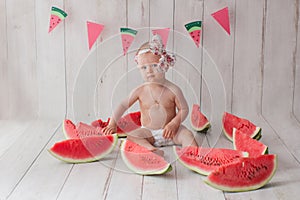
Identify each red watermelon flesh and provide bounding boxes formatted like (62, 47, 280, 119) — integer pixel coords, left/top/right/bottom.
(222, 112, 261, 141)
(205, 154, 277, 192)
(174, 146, 248, 176)
(91, 111, 141, 137)
(63, 119, 104, 139)
(189, 30, 201, 47)
(190, 104, 210, 132)
(233, 129, 268, 157)
(49, 135, 118, 163)
(120, 140, 172, 175)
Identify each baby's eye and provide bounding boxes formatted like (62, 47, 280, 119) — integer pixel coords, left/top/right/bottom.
(151, 64, 158, 68)
(141, 66, 147, 70)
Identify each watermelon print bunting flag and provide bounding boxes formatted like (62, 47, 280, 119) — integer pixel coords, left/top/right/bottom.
(48, 6, 67, 33)
(184, 21, 202, 48)
(211, 7, 231, 35)
(152, 28, 170, 48)
(120, 28, 138, 56)
(87, 21, 104, 50)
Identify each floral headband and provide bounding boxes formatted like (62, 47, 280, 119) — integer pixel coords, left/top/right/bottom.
(134, 35, 176, 72)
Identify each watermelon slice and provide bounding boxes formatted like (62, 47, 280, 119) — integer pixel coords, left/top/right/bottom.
(120, 28, 137, 55)
(91, 111, 141, 137)
(233, 128, 268, 157)
(190, 104, 210, 132)
(205, 154, 277, 192)
(174, 146, 248, 176)
(63, 119, 104, 139)
(48, 6, 67, 33)
(120, 140, 172, 175)
(48, 135, 118, 163)
(222, 112, 261, 141)
(184, 21, 202, 48)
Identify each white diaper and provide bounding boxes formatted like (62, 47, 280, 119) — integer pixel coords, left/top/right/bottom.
(141, 126, 174, 147)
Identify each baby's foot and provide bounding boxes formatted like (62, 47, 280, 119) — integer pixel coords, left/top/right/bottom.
(151, 149, 164, 157)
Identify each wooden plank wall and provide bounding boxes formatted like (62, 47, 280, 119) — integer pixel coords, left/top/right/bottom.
(0, 0, 299, 129)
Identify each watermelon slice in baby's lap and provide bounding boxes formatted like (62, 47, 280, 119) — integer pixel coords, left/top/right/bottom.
(91, 111, 141, 137)
(190, 104, 210, 132)
(48, 6, 67, 33)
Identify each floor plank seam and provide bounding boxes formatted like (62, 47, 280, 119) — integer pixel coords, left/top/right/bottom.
(102, 142, 121, 200)
(260, 114, 300, 164)
(55, 164, 75, 200)
(174, 163, 179, 200)
(6, 121, 62, 200)
(140, 176, 144, 200)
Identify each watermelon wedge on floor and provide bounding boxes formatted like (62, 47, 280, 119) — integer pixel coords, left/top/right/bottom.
(233, 128, 268, 157)
(48, 6, 67, 33)
(174, 146, 248, 176)
(48, 135, 118, 163)
(185, 21, 202, 47)
(190, 104, 210, 132)
(91, 111, 141, 137)
(120, 140, 172, 175)
(205, 154, 277, 192)
(64, 119, 103, 139)
(121, 28, 137, 55)
(222, 112, 261, 141)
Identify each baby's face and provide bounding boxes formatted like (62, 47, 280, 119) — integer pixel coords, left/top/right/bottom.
(137, 53, 165, 82)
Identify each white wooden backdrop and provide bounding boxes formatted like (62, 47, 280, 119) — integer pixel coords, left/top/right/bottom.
(0, 0, 300, 199)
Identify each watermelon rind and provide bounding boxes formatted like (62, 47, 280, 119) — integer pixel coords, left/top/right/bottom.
(187, 26, 201, 33)
(191, 122, 211, 133)
(204, 155, 277, 192)
(232, 128, 268, 157)
(174, 146, 248, 176)
(185, 21, 202, 32)
(51, 7, 67, 19)
(120, 28, 137, 37)
(48, 134, 118, 163)
(120, 140, 172, 175)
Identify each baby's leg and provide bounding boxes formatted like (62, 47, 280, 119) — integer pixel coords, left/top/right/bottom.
(173, 125, 198, 147)
(127, 128, 164, 156)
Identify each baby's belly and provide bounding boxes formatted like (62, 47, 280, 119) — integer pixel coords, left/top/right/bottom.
(141, 105, 175, 129)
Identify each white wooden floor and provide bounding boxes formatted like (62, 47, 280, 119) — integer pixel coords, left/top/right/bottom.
(0, 115, 299, 200)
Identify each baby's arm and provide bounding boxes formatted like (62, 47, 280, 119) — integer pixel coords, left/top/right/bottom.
(102, 87, 140, 135)
(163, 86, 189, 139)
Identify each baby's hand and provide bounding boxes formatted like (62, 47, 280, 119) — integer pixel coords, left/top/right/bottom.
(102, 125, 117, 135)
(163, 121, 180, 139)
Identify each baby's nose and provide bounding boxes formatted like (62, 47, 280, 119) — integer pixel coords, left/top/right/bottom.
(146, 66, 153, 73)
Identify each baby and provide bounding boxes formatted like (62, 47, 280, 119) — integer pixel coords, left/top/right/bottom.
(103, 35, 197, 156)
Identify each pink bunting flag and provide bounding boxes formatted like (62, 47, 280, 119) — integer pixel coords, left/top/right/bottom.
(87, 21, 104, 50)
(152, 28, 170, 48)
(211, 7, 231, 35)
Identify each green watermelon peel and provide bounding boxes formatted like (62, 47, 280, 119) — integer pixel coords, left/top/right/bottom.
(205, 154, 277, 192)
(51, 7, 67, 19)
(120, 140, 172, 175)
